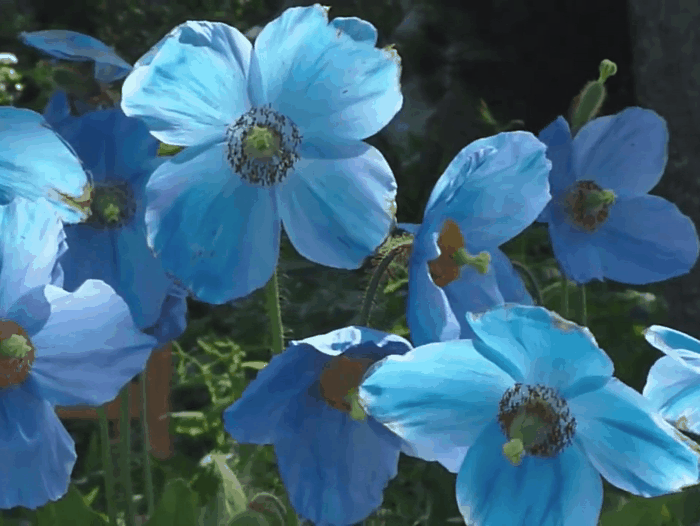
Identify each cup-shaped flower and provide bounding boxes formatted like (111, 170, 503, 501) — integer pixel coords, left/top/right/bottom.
(359, 304, 700, 526)
(43, 91, 187, 344)
(19, 30, 132, 83)
(120, 7, 402, 304)
(537, 108, 699, 284)
(0, 196, 157, 510)
(223, 326, 412, 526)
(643, 325, 700, 435)
(0, 107, 91, 222)
(398, 132, 551, 346)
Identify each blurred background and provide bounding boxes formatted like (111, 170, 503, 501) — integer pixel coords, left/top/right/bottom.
(1, 0, 699, 524)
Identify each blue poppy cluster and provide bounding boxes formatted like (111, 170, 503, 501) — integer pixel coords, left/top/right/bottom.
(3, 4, 700, 526)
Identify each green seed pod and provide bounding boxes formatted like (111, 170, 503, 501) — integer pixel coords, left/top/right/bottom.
(570, 80, 606, 132)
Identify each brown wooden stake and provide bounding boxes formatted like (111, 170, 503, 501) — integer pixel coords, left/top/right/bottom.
(56, 343, 174, 459)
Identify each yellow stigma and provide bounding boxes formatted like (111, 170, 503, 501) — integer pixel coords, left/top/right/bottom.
(244, 126, 280, 160)
(503, 438, 525, 466)
(94, 193, 121, 223)
(0, 334, 31, 359)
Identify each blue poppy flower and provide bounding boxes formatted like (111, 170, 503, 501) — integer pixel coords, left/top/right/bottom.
(537, 108, 699, 284)
(359, 304, 700, 526)
(223, 326, 412, 526)
(19, 30, 132, 83)
(0, 107, 90, 222)
(398, 132, 551, 346)
(43, 91, 187, 344)
(119, 7, 402, 304)
(643, 325, 700, 435)
(0, 196, 157, 510)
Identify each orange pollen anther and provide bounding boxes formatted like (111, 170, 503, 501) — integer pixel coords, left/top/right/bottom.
(428, 219, 465, 287)
(319, 355, 375, 413)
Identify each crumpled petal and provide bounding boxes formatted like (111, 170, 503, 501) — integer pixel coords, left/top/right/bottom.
(644, 355, 700, 434)
(490, 248, 534, 305)
(30, 280, 157, 407)
(0, 197, 65, 314)
(42, 90, 74, 128)
(248, 5, 402, 142)
(275, 390, 402, 525)
(359, 339, 515, 473)
(330, 17, 378, 45)
(0, 376, 76, 510)
(145, 140, 280, 304)
(20, 30, 132, 83)
(456, 420, 603, 526)
(573, 107, 668, 199)
(466, 304, 613, 399)
(121, 21, 251, 146)
(299, 326, 411, 358)
(0, 108, 90, 222)
(569, 378, 699, 497)
(538, 116, 576, 198)
(277, 141, 396, 269)
(644, 325, 700, 371)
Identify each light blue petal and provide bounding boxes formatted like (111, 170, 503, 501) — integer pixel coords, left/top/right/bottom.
(569, 378, 699, 497)
(20, 30, 132, 83)
(275, 389, 401, 526)
(644, 355, 700, 433)
(223, 342, 328, 444)
(0, 197, 65, 314)
(145, 140, 280, 304)
(141, 280, 188, 344)
(466, 304, 614, 398)
(0, 108, 90, 222)
(42, 90, 74, 128)
(405, 253, 460, 346)
(0, 377, 76, 510)
(573, 107, 668, 199)
(591, 195, 699, 284)
(30, 281, 157, 407)
(456, 420, 603, 526)
(121, 21, 251, 146)
(490, 248, 534, 305)
(330, 17, 378, 45)
(546, 205, 605, 284)
(249, 6, 402, 141)
(299, 326, 412, 358)
(278, 141, 395, 269)
(421, 131, 551, 250)
(359, 339, 515, 473)
(644, 325, 700, 370)
(538, 116, 576, 198)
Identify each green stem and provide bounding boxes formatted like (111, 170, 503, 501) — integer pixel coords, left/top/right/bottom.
(561, 277, 570, 319)
(140, 373, 155, 518)
(120, 386, 135, 526)
(97, 407, 118, 526)
(359, 249, 400, 327)
(511, 260, 544, 306)
(581, 284, 588, 326)
(264, 269, 284, 354)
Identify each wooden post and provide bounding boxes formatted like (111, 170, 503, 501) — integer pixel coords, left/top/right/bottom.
(56, 343, 174, 460)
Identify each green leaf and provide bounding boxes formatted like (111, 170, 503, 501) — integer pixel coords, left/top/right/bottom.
(210, 453, 249, 516)
(35, 485, 108, 526)
(229, 510, 272, 526)
(599, 494, 685, 526)
(240, 361, 267, 370)
(145, 479, 199, 526)
(158, 143, 184, 156)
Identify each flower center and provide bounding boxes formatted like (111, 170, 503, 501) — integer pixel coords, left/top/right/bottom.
(0, 320, 36, 388)
(319, 355, 375, 421)
(498, 383, 575, 466)
(87, 182, 136, 229)
(563, 180, 616, 232)
(225, 105, 302, 187)
(428, 219, 490, 287)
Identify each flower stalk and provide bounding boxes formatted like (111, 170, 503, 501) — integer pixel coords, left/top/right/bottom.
(97, 407, 118, 526)
(264, 270, 284, 354)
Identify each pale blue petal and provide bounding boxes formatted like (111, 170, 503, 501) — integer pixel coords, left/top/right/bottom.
(0, 197, 65, 314)
(30, 281, 157, 407)
(300, 326, 411, 358)
(422, 132, 551, 250)
(644, 325, 700, 371)
(591, 195, 699, 284)
(538, 116, 576, 197)
(466, 304, 614, 398)
(145, 141, 280, 304)
(20, 30, 132, 83)
(249, 6, 402, 141)
(569, 378, 699, 497)
(573, 108, 668, 199)
(0, 108, 90, 222)
(644, 355, 700, 433)
(330, 17, 378, 45)
(0, 377, 76, 510)
(278, 141, 395, 269)
(121, 21, 251, 146)
(456, 420, 602, 526)
(359, 340, 515, 473)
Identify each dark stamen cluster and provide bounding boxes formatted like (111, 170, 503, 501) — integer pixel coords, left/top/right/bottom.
(86, 181, 136, 230)
(564, 179, 610, 232)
